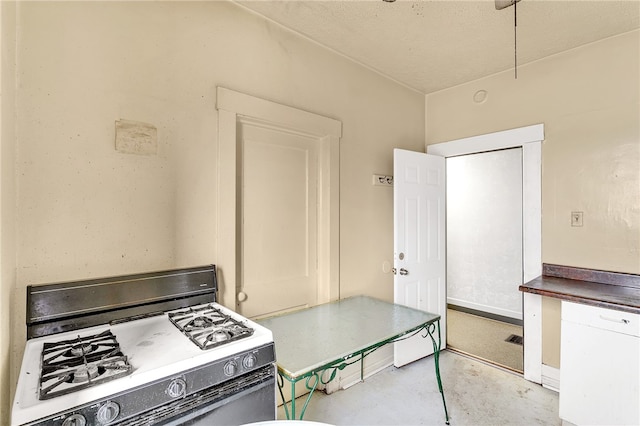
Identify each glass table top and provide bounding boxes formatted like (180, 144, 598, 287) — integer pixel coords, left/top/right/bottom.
(257, 295, 440, 378)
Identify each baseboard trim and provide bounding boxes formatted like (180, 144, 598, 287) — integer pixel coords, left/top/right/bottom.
(541, 364, 560, 392)
(447, 298, 522, 321)
(447, 347, 523, 375)
(448, 303, 523, 326)
(323, 347, 394, 394)
(339, 354, 393, 390)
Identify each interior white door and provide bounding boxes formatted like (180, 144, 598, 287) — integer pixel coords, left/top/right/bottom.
(393, 148, 446, 368)
(239, 122, 318, 318)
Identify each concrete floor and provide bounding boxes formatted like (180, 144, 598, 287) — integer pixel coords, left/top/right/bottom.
(277, 350, 560, 425)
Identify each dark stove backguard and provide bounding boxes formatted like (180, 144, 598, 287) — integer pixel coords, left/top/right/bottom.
(26, 265, 217, 339)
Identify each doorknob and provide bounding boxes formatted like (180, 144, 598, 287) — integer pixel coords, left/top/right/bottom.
(237, 291, 248, 302)
(399, 268, 409, 276)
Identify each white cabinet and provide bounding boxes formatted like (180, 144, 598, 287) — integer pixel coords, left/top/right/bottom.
(560, 301, 640, 425)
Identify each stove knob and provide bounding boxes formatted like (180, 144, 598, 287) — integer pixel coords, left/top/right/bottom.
(243, 353, 257, 369)
(62, 414, 87, 426)
(167, 378, 187, 398)
(96, 401, 120, 424)
(223, 360, 238, 376)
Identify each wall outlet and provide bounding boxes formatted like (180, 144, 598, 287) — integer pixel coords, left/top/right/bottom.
(571, 211, 583, 227)
(373, 174, 393, 186)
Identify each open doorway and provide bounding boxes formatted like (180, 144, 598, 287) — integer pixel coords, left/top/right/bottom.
(446, 147, 523, 372)
(425, 124, 544, 377)
(445, 147, 524, 372)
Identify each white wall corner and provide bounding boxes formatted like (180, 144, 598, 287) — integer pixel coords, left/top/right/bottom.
(541, 364, 560, 392)
(523, 141, 542, 283)
(523, 292, 543, 384)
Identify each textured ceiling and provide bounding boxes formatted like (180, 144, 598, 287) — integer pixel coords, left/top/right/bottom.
(236, 0, 640, 94)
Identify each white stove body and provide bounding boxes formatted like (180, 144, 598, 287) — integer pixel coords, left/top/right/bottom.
(12, 303, 274, 426)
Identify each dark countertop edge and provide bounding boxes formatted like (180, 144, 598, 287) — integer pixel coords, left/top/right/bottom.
(520, 275, 640, 315)
(542, 263, 640, 289)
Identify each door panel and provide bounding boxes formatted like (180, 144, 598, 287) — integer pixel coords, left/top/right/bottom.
(393, 149, 446, 368)
(239, 123, 317, 318)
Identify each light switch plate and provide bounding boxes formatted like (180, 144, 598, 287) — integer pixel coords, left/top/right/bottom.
(571, 211, 583, 227)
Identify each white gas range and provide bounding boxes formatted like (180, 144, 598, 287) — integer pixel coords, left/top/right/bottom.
(11, 265, 276, 426)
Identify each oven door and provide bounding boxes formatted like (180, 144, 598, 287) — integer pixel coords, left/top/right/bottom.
(123, 365, 277, 426)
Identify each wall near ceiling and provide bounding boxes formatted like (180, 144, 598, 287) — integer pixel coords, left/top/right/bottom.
(426, 29, 640, 368)
(3, 1, 424, 417)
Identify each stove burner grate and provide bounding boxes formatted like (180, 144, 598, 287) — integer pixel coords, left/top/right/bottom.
(38, 330, 132, 400)
(168, 304, 254, 350)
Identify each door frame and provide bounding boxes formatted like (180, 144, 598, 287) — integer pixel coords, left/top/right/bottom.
(427, 123, 544, 383)
(216, 87, 342, 311)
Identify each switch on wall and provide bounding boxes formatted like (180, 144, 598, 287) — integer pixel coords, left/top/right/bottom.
(372, 174, 393, 186)
(571, 211, 583, 227)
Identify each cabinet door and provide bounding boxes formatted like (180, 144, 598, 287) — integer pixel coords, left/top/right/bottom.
(560, 302, 640, 425)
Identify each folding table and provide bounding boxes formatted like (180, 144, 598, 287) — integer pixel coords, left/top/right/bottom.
(257, 295, 449, 423)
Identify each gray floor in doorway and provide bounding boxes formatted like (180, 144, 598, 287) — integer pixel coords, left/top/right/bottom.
(277, 350, 560, 425)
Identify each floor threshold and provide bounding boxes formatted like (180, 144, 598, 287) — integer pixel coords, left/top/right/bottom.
(446, 346, 524, 376)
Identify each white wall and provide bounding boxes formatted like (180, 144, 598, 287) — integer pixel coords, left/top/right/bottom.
(6, 0, 425, 410)
(447, 148, 523, 319)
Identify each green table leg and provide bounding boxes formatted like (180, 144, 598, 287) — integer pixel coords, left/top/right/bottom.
(278, 371, 321, 420)
(427, 320, 450, 425)
(275, 317, 448, 423)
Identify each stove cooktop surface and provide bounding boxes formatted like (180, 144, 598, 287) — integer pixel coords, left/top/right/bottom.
(168, 304, 255, 350)
(39, 329, 132, 400)
(12, 303, 273, 426)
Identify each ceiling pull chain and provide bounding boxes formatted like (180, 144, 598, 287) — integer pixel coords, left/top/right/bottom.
(514, 0, 518, 79)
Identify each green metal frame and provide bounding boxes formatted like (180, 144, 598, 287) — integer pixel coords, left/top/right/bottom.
(277, 318, 450, 424)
